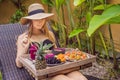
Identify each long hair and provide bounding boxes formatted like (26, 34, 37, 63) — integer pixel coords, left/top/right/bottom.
(27, 20, 55, 43)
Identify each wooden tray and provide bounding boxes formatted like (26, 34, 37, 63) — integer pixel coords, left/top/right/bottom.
(19, 52, 96, 80)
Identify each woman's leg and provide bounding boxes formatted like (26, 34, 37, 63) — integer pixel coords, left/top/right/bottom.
(66, 71, 88, 80)
(50, 74, 74, 80)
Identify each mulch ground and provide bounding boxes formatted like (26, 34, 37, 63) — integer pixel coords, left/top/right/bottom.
(80, 58, 120, 80)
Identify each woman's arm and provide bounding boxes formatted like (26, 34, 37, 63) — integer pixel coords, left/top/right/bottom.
(15, 33, 30, 68)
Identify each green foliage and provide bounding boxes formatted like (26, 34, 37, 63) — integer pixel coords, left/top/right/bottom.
(97, 0, 104, 4)
(86, 12, 92, 24)
(69, 28, 85, 38)
(0, 72, 2, 80)
(94, 4, 112, 10)
(51, 21, 59, 32)
(65, 0, 75, 29)
(10, 9, 24, 23)
(54, 0, 64, 10)
(41, 0, 53, 6)
(99, 31, 108, 57)
(106, 16, 120, 24)
(41, 0, 65, 10)
(87, 5, 120, 37)
(87, 4, 120, 69)
(72, 0, 109, 56)
(69, 28, 85, 49)
(0, 0, 3, 2)
(74, 0, 85, 6)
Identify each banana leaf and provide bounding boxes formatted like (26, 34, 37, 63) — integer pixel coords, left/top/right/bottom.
(87, 5, 120, 37)
(106, 16, 120, 24)
(102, 5, 120, 16)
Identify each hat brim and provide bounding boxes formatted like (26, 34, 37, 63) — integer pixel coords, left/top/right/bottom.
(20, 13, 54, 25)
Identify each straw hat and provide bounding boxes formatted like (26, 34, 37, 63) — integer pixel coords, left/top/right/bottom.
(20, 3, 54, 25)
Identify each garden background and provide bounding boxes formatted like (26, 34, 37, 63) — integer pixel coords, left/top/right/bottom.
(0, 0, 120, 52)
(1, 0, 120, 80)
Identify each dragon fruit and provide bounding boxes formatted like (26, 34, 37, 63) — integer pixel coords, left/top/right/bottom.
(29, 44, 38, 60)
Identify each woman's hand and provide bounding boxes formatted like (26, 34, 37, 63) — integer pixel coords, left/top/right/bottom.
(17, 33, 30, 55)
(21, 33, 29, 48)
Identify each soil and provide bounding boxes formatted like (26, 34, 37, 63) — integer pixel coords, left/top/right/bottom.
(80, 58, 120, 80)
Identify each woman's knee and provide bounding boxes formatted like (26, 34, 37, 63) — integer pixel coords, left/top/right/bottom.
(51, 74, 73, 80)
(66, 71, 88, 80)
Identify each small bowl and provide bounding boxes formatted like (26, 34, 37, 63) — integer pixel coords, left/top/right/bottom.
(52, 48, 65, 55)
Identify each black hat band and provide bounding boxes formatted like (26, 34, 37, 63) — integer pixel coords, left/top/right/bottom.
(28, 9, 45, 16)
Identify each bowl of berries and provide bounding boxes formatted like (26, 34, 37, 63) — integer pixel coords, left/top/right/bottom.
(45, 53, 64, 67)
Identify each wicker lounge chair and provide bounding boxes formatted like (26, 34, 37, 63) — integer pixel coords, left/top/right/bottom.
(0, 23, 35, 80)
(0, 23, 100, 80)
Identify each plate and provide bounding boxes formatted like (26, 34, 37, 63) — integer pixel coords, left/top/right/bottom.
(52, 48, 65, 55)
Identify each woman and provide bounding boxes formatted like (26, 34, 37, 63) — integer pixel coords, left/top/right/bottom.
(16, 3, 87, 80)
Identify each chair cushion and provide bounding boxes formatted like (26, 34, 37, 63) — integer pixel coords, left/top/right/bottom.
(0, 23, 34, 80)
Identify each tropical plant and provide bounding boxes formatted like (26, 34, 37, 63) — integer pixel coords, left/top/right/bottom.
(69, 28, 85, 49)
(87, 5, 120, 36)
(41, 0, 53, 12)
(65, 0, 83, 49)
(87, 4, 120, 69)
(42, 0, 85, 48)
(69, 0, 108, 55)
(10, 9, 24, 23)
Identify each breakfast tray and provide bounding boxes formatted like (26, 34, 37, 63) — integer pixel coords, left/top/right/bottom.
(19, 52, 96, 80)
